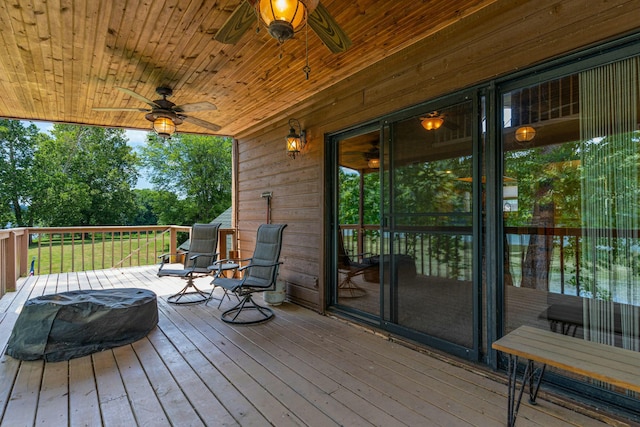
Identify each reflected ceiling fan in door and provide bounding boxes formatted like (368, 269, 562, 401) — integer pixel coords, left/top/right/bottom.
(93, 87, 221, 138)
(215, 0, 351, 78)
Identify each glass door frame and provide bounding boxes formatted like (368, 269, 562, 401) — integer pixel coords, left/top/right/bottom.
(326, 121, 383, 321)
(326, 89, 485, 361)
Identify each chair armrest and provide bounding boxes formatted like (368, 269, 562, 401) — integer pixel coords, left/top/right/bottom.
(157, 252, 179, 266)
(211, 256, 247, 265)
(239, 261, 283, 272)
(355, 252, 375, 262)
(189, 253, 219, 261)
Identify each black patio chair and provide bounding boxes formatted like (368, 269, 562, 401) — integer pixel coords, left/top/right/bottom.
(158, 222, 221, 304)
(337, 231, 377, 297)
(211, 223, 287, 324)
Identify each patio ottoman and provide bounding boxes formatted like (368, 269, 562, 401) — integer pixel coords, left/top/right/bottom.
(6, 288, 158, 362)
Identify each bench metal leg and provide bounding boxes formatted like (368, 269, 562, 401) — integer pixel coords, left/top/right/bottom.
(506, 355, 546, 427)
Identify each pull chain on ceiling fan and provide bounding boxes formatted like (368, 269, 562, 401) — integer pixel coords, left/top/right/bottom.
(215, 0, 351, 78)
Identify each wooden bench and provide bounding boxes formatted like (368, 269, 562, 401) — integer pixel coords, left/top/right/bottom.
(492, 325, 640, 426)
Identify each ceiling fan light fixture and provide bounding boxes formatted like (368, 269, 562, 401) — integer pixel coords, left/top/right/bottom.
(515, 126, 536, 142)
(259, 0, 306, 43)
(367, 157, 380, 169)
(420, 113, 444, 131)
(152, 116, 176, 138)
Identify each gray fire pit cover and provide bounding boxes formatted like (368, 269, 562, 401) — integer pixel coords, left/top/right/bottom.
(6, 288, 158, 362)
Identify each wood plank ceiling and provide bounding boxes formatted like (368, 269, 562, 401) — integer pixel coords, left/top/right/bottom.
(0, 0, 496, 137)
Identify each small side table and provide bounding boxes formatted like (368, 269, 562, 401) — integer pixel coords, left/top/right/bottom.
(208, 262, 240, 278)
(207, 262, 239, 307)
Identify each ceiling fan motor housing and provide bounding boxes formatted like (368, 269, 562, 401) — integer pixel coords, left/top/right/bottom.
(155, 86, 173, 97)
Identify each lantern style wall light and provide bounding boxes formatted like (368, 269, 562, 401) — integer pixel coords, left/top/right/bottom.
(515, 126, 536, 142)
(420, 112, 444, 131)
(286, 118, 306, 159)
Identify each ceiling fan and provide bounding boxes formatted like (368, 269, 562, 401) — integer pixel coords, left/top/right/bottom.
(363, 141, 380, 169)
(93, 87, 221, 138)
(215, 0, 352, 54)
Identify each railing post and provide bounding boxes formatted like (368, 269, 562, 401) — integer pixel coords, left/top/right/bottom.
(170, 227, 178, 262)
(219, 230, 229, 260)
(7, 231, 17, 292)
(19, 229, 29, 277)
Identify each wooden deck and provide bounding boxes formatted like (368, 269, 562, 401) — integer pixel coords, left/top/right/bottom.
(0, 266, 623, 426)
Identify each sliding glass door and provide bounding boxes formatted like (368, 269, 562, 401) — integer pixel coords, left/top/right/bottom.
(501, 54, 640, 397)
(331, 92, 483, 358)
(381, 96, 480, 355)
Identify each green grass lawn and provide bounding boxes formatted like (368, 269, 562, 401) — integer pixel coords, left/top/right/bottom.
(28, 231, 187, 275)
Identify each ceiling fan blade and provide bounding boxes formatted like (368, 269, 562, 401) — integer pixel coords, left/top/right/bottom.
(175, 101, 217, 113)
(116, 87, 160, 108)
(214, 0, 257, 44)
(182, 116, 222, 132)
(92, 107, 150, 112)
(308, 2, 352, 54)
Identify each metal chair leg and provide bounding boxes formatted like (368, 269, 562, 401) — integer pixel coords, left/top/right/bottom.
(221, 294, 274, 325)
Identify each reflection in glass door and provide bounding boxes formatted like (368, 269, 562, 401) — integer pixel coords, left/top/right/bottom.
(331, 94, 482, 356)
(382, 99, 477, 349)
(335, 129, 382, 317)
(501, 57, 640, 396)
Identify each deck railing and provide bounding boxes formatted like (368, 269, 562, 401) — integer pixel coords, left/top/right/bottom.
(0, 225, 236, 298)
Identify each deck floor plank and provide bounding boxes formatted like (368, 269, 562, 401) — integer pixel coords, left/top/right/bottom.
(147, 313, 239, 426)
(220, 319, 391, 427)
(92, 349, 138, 427)
(275, 306, 490, 425)
(0, 354, 21, 424)
(130, 337, 206, 427)
(1, 360, 44, 427)
(69, 356, 102, 427)
(0, 266, 619, 427)
(150, 306, 271, 426)
(222, 308, 423, 427)
(186, 311, 374, 426)
(35, 359, 69, 426)
(111, 344, 171, 426)
(189, 307, 375, 426)
(262, 312, 454, 425)
(160, 307, 305, 427)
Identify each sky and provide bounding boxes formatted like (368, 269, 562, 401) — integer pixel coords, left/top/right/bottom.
(25, 121, 152, 189)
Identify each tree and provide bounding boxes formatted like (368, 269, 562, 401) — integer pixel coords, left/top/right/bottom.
(504, 142, 582, 290)
(140, 133, 232, 224)
(130, 189, 160, 225)
(29, 125, 139, 226)
(0, 120, 43, 227)
(339, 168, 380, 225)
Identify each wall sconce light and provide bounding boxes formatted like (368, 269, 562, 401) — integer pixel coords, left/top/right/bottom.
(515, 126, 536, 142)
(420, 112, 444, 131)
(286, 118, 306, 159)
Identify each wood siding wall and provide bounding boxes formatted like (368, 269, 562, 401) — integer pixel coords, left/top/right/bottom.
(235, 0, 640, 312)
